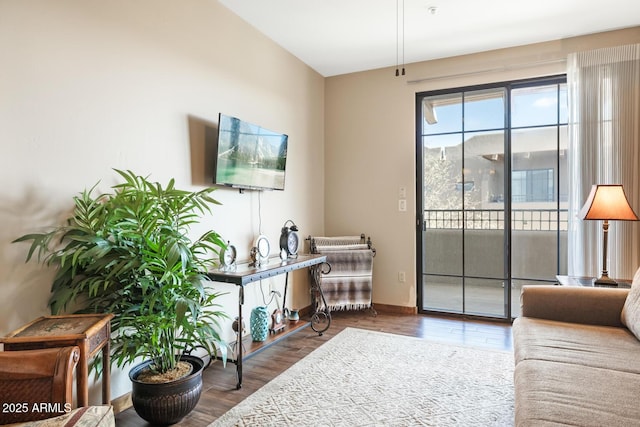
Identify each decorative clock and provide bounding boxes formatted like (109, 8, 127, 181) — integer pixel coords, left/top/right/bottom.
(279, 219, 299, 259)
(219, 241, 237, 271)
(270, 308, 286, 334)
(250, 234, 270, 267)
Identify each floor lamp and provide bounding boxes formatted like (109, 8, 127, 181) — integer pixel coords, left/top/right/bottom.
(579, 184, 639, 286)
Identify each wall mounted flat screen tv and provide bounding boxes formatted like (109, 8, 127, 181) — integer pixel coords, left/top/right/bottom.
(213, 113, 288, 191)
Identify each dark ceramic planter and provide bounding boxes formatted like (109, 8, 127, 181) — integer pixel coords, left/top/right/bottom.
(129, 355, 204, 425)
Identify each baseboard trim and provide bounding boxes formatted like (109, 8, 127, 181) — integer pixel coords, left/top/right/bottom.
(298, 305, 313, 317)
(298, 303, 417, 316)
(373, 303, 417, 315)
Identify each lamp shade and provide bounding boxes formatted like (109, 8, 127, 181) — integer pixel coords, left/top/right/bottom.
(580, 184, 639, 221)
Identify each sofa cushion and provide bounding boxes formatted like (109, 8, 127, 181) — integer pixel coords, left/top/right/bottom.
(520, 285, 628, 326)
(620, 267, 640, 339)
(515, 359, 640, 426)
(513, 317, 640, 374)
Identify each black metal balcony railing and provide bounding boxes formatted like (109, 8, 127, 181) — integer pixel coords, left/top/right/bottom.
(424, 209, 569, 231)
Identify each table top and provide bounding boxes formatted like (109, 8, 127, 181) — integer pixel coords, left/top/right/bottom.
(207, 254, 327, 286)
(1, 313, 113, 342)
(556, 275, 632, 288)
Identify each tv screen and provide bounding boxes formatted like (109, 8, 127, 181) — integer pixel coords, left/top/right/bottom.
(213, 113, 288, 191)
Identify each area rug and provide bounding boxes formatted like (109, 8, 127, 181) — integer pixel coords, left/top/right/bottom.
(210, 327, 514, 427)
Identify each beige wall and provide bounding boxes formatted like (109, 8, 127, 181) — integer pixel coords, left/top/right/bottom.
(0, 0, 324, 401)
(324, 27, 640, 309)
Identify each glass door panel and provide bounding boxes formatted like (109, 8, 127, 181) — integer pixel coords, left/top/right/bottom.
(465, 278, 506, 317)
(418, 77, 567, 320)
(420, 87, 507, 317)
(462, 89, 506, 317)
(422, 127, 463, 312)
(512, 85, 564, 127)
(423, 275, 463, 313)
(510, 84, 569, 284)
(464, 92, 506, 131)
(463, 130, 505, 282)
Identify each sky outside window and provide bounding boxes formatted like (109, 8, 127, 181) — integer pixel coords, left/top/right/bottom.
(423, 84, 567, 148)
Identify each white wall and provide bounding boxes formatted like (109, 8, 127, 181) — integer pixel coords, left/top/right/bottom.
(324, 27, 640, 309)
(0, 0, 324, 402)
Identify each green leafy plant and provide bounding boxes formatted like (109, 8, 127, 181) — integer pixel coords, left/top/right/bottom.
(14, 169, 228, 375)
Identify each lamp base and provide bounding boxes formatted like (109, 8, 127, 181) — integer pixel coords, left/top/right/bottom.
(593, 276, 618, 287)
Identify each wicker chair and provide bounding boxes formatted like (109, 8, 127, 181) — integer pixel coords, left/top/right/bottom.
(0, 346, 80, 425)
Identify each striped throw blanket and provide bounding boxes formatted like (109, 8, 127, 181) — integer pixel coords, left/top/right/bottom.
(309, 235, 375, 311)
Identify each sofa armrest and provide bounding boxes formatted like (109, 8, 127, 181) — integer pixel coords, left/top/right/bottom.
(520, 285, 629, 327)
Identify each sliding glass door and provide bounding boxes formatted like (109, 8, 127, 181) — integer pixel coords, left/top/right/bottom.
(417, 77, 567, 319)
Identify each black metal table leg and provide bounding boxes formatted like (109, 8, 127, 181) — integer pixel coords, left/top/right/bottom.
(282, 272, 290, 318)
(236, 286, 244, 389)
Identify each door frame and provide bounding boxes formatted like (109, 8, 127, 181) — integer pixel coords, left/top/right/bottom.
(415, 75, 567, 320)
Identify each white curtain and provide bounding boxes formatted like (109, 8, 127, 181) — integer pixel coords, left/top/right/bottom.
(567, 44, 640, 279)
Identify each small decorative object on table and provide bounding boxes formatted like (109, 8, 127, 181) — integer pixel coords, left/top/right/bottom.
(250, 306, 269, 342)
(219, 241, 237, 271)
(279, 219, 300, 259)
(270, 308, 286, 334)
(288, 309, 300, 322)
(250, 235, 270, 267)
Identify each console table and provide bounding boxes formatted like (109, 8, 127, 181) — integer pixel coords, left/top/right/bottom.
(1, 313, 113, 407)
(208, 254, 329, 389)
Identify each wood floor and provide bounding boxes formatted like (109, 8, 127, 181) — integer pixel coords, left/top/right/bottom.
(115, 311, 513, 427)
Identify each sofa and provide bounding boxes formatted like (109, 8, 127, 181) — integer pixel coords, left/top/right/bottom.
(512, 269, 640, 426)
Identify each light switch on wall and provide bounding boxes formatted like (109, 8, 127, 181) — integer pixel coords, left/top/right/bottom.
(398, 199, 407, 212)
(399, 186, 406, 198)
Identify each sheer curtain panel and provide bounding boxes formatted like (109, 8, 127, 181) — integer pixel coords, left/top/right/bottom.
(567, 44, 640, 280)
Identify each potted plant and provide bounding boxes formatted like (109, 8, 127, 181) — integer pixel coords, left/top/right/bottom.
(14, 169, 229, 425)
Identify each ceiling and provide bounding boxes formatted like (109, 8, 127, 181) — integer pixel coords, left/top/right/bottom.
(218, 0, 640, 77)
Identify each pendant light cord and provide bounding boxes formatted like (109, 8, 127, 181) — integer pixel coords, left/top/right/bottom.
(395, 0, 399, 76)
(395, 0, 405, 76)
(402, 0, 405, 76)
